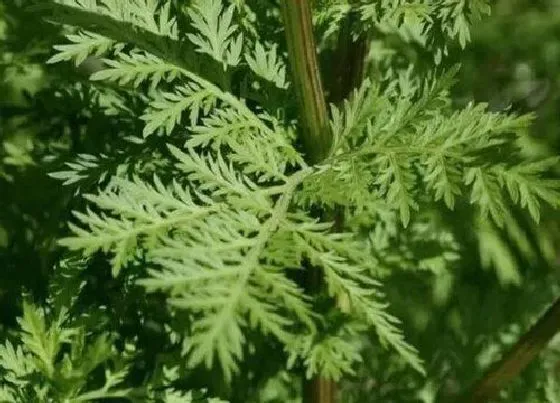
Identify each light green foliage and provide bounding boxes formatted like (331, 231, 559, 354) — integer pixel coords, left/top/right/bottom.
(493, 157, 560, 223)
(187, 0, 243, 67)
(0, 257, 224, 403)
(2, 0, 560, 402)
(315, 0, 491, 51)
(315, 70, 558, 228)
(45, 0, 431, 380)
(245, 42, 288, 89)
(0, 300, 133, 402)
(141, 81, 218, 136)
(360, 0, 490, 48)
(47, 32, 115, 66)
(55, 0, 178, 39)
(45, 0, 178, 67)
(42, 0, 560, 388)
(90, 51, 183, 89)
(58, 145, 425, 378)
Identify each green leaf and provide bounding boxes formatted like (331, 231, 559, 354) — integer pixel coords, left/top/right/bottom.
(47, 31, 114, 66)
(187, 0, 243, 67)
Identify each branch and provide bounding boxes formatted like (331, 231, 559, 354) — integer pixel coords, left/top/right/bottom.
(462, 295, 560, 402)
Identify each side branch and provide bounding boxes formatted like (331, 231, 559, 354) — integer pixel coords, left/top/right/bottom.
(463, 295, 560, 402)
(281, 0, 331, 164)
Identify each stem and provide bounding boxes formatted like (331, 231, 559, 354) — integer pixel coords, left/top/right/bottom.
(281, 3, 335, 401)
(281, 0, 331, 164)
(462, 295, 560, 402)
(281, 3, 368, 403)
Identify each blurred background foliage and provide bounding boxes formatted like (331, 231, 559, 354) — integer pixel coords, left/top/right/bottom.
(1, 0, 65, 326)
(1, 0, 560, 402)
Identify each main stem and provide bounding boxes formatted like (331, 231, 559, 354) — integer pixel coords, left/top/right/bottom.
(281, 2, 368, 403)
(281, 2, 334, 402)
(281, 0, 331, 164)
(462, 295, 560, 402)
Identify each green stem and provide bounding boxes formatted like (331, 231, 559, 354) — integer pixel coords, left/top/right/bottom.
(281, 0, 331, 164)
(281, 3, 369, 403)
(281, 2, 335, 402)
